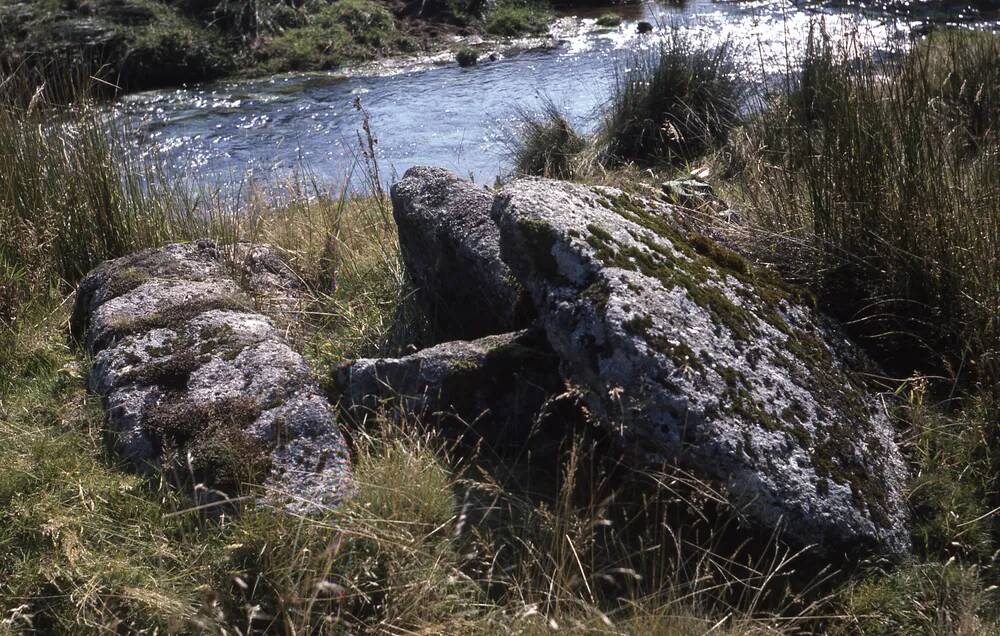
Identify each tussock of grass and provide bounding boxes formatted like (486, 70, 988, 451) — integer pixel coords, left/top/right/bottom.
(507, 29, 745, 180)
(456, 46, 479, 67)
(728, 28, 1000, 391)
(507, 99, 589, 179)
(484, 1, 551, 37)
(838, 562, 1000, 635)
(0, 76, 214, 387)
(599, 28, 745, 167)
(900, 379, 996, 561)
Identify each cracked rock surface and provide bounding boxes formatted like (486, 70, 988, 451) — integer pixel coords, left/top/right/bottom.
(391, 166, 533, 342)
(491, 177, 909, 559)
(72, 240, 352, 512)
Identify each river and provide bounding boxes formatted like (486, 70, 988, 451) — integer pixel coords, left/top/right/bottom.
(112, 0, 998, 193)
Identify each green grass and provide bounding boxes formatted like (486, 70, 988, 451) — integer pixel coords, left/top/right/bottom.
(599, 28, 745, 167)
(0, 0, 232, 91)
(837, 562, 1000, 635)
(0, 311, 467, 632)
(4, 27, 1000, 634)
(0, 0, 548, 92)
(0, 322, 219, 631)
(0, 75, 813, 632)
(258, 0, 416, 73)
(0, 75, 207, 364)
(484, 1, 551, 37)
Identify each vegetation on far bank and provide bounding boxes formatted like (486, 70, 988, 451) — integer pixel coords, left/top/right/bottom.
(0, 0, 556, 92)
(2, 21, 1000, 635)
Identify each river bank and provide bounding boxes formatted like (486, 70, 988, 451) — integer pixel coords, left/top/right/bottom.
(106, 0, 916, 192)
(0, 0, 565, 92)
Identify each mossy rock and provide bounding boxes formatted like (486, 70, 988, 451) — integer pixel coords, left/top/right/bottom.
(493, 177, 910, 561)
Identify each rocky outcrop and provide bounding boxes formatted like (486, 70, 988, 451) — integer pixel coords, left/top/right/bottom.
(335, 328, 562, 445)
(491, 178, 909, 558)
(391, 166, 533, 342)
(72, 240, 352, 512)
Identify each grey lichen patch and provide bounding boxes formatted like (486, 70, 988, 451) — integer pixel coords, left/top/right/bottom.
(586, 190, 892, 518)
(623, 313, 705, 374)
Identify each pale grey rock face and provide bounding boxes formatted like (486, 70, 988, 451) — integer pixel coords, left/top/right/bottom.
(335, 329, 562, 446)
(492, 178, 909, 559)
(391, 166, 533, 342)
(73, 241, 352, 512)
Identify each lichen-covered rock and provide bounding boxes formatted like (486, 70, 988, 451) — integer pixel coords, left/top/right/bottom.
(492, 178, 909, 559)
(73, 241, 352, 512)
(391, 166, 533, 342)
(335, 329, 561, 445)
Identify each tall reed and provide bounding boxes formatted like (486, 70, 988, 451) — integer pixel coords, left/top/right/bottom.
(506, 98, 588, 179)
(0, 75, 202, 325)
(733, 28, 1000, 390)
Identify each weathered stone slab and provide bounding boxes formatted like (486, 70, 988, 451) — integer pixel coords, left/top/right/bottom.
(492, 178, 909, 558)
(72, 241, 352, 512)
(335, 329, 562, 445)
(391, 166, 533, 342)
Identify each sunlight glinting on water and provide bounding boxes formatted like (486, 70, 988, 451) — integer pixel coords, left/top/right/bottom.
(110, 0, 988, 194)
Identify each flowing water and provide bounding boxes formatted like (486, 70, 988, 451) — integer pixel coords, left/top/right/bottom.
(112, 0, 998, 191)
